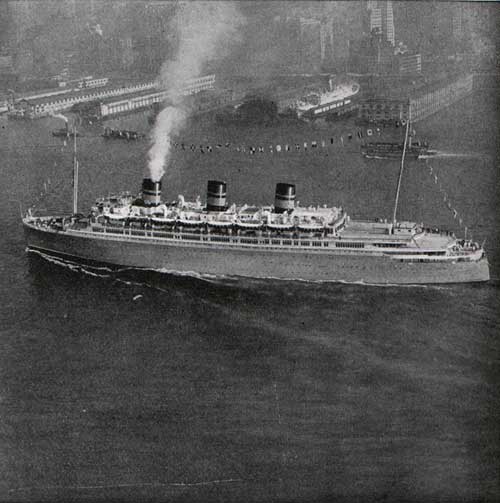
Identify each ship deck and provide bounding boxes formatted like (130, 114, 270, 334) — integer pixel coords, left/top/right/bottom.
(23, 216, 481, 263)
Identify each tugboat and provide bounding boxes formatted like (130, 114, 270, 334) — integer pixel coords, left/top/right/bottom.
(362, 137, 436, 160)
(102, 127, 144, 141)
(52, 123, 81, 138)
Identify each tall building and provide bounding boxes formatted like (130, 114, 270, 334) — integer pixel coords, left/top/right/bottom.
(367, 1, 395, 46)
(320, 19, 334, 65)
(381, 1, 395, 46)
(299, 17, 322, 73)
(369, 7, 382, 33)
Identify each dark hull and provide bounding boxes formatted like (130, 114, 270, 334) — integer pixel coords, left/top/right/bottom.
(24, 223, 490, 285)
(52, 130, 79, 138)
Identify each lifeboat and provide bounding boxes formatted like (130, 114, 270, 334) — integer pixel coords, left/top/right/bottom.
(106, 212, 128, 221)
(297, 222, 324, 232)
(126, 215, 150, 228)
(266, 221, 294, 231)
(105, 213, 127, 227)
(151, 215, 176, 226)
(177, 217, 203, 227)
(207, 218, 233, 229)
(235, 217, 263, 230)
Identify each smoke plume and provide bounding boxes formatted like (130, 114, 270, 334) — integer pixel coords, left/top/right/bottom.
(146, 1, 244, 182)
(50, 112, 68, 123)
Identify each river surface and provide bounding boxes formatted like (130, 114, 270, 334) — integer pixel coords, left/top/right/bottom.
(0, 88, 499, 502)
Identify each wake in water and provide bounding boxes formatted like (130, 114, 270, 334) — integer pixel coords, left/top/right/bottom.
(420, 150, 490, 160)
(27, 248, 229, 290)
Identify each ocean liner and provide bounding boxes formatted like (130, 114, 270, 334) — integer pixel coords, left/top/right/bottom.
(22, 130, 489, 284)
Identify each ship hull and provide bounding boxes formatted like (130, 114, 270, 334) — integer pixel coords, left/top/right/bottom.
(24, 223, 490, 285)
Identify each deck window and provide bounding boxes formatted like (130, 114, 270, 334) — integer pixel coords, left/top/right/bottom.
(335, 242, 365, 248)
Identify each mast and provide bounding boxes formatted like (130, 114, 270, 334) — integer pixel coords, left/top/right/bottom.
(72, 125, 78, 214)
(391, 105, 411, 230)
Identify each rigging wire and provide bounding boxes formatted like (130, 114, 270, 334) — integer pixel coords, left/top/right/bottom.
(425, 158, 471, 239)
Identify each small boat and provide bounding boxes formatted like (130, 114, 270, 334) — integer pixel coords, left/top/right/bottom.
(236, 220, 263, 230)
(266, 222, 294, 231)
(207, 219, 234, 228)
(102, 127, 144, 141)
(152, 216, 176, 223)
(297, 222, 325, 232)
(362, 139, 433, 160)
(52, 128, 80, 138)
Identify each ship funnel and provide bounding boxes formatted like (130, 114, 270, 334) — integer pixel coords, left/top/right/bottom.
(207, 180, 227, 211)
(274, 183, 296, 213)
(142, 178, 161, 206)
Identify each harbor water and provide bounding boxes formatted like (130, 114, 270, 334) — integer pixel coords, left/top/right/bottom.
(0, 88, 499, 502)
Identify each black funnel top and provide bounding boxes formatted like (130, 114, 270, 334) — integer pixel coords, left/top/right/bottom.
(274, 183, 296, 213)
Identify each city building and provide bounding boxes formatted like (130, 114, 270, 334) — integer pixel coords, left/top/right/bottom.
(349, 31, 395, 74)
(369, 7, 382, 33)
(357, 73, 474, 123)
(8, 81, 156, 118)
(299, 17, 322, 73)
(382, 1, 395, 46)
(358, 98, 410, 123)
(409, 73, 473, 121)
(183, 75, 216, 95)
(366, 1, 395, 46)
(320, 19, 334, 66)
(397, 53, 422, 76)
(8, 74, 217, 119)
